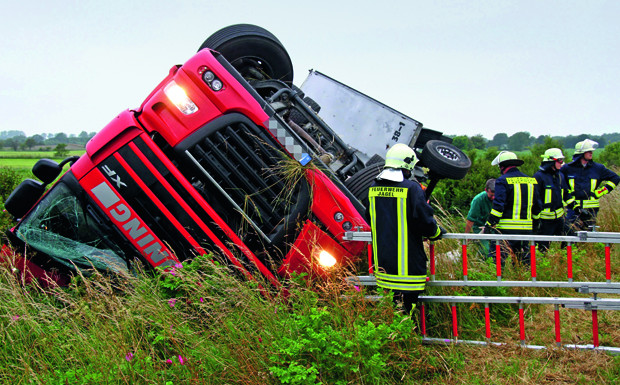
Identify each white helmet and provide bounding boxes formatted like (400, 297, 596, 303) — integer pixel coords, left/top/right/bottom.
(541, 148, 565, 162)
(491, 151, 524, 167)
(377, 143, 418, 182)
(574, 139, 598, 155)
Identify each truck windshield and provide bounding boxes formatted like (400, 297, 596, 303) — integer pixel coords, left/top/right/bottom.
(14, 182, 130, 275)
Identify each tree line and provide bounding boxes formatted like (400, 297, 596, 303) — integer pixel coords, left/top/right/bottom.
(0, 130, 96, 150)
(449, 131, 620, 152)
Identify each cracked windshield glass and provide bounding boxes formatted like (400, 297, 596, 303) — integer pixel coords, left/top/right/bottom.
(15, 182, 130, 275)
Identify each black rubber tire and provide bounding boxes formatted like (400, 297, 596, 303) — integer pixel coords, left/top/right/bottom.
(198, 24, 294, 84)
(365, 153, 384, 167)
(344, 163, 383, 208)
(288, 96, 321, 126)
(420, 140, 471, 180)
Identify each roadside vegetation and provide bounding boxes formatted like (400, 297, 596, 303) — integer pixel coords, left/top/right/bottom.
(0, 137, 619, 384)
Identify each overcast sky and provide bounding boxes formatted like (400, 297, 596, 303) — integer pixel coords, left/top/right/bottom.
(1, 0, 618, 140)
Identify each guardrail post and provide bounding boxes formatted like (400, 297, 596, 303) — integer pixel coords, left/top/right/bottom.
(421, 304, 427, 338)
(554, 304, 561, 347)
(430, 243, 436, 281)
(519, 303, 525, 347)
(530, 240, 537, 282)
(367, 243, 373, 275)
(451, 303, 458, 342)
(605, 243, 611, 283)
(592, 309, 599, 348)
(485, 303, 491, 343)
(567, 242, 573, 283)
(496, 240, 502, 281)
(462, 239, 468, 282)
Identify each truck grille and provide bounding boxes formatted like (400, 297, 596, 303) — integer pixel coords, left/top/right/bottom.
(182, 115, 308, 243)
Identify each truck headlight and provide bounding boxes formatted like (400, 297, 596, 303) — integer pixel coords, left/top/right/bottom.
(164, 81, 198, 115)
(318, 250, 337, 268)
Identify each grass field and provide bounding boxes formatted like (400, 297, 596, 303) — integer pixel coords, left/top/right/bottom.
(0, 150, 85, 171)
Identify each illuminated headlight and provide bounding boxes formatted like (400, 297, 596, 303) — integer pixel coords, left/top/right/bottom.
(334, 212, 344, 222)
(342, 221, 353, 231)
(164, 81, 198, 115)
(318, 250, 337, 268)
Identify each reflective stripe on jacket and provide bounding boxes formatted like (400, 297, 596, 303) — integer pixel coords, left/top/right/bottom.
(534, 163, 573, 220)
(366, 178, 440, 292)
(561, 157, 620, 209)
(486, 168, 542, 232)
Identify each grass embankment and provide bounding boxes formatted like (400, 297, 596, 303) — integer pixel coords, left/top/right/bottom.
(0, 164, 618, 383)
(0, 252, 618, 385)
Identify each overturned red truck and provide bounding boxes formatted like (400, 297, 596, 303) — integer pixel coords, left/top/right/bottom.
(3, 25, 470, 286)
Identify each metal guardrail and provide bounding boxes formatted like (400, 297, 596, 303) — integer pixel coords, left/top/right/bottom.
(344, 231, 618, 286)
(343, 230, 620, 353)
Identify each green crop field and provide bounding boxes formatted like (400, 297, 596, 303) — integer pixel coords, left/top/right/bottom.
(0, 150, 85, 171)
(0, 150, 85, 159)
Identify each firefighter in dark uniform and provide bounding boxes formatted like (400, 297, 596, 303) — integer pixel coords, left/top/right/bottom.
(560, 139, 619, 231)
(366, 143, 445, 314)
(533, 148, 575, 252)
(484, 151, 541, 267)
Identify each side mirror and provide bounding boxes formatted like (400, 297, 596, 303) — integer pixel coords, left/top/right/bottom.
(32, 159, 63, 184)
(4, 179, 45, 219)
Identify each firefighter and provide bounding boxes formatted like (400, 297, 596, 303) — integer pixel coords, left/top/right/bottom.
(366, 143, 445, 314)
(560, 139, 619, 231)
(533, 148, 575, 252)
(484, 151, 541, 267)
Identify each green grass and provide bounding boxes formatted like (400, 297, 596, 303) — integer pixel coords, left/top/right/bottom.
(0, 164, 619, 384)
(0, 150, 85, 159)
(0, 150, 85, 172)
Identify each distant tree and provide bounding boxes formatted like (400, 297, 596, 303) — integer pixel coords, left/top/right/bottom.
(4, 138, 19, 151)
(529, 136, 564, 159)
(452, 135, 472, 151)
(488, 133, 508, 149)
(52, 133, 68, 144)
(470, 134, 487, 150)
(0, 139, 4, 149)
(534, 135, 547, 145)
(598, 141, 620, 167)
(23, 137, 37, 150)
(31, 134, 45, 145)
(54, 143, 69, 158)
(507, 131, 532, 151)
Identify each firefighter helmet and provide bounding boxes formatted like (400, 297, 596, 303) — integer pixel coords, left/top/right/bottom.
(574, 139, 598, 155)
(376, 143, 418, 182)
(384, 143, 418, 171)
(541, 148, 565, 162)
(491, 151, 524, 167)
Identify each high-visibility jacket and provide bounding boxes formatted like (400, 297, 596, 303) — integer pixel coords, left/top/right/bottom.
(486, 167, 541, 233)
(366, 178, 440, 292)
(534, 162, 574, 220)
(560, 156, 619, 210)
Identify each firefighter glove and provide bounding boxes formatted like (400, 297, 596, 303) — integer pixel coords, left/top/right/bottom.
(429, 226, 446, 242)
(533, 219, 540, 233)
(594, 186, 609, 198)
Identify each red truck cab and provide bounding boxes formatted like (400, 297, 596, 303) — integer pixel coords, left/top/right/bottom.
(4, 48, 369, 286)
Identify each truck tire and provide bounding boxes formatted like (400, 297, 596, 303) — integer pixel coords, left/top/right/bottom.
(420, 140, 471, 180)
(365, 153, 384, 167)
(344, 163, 383, 208)
(198, 24, 294, 84)
(289, 96, 321, 126)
